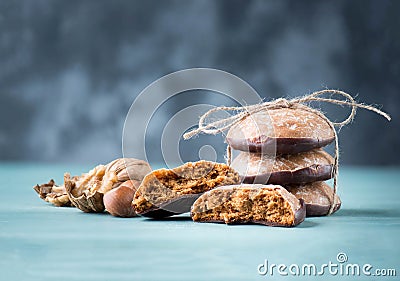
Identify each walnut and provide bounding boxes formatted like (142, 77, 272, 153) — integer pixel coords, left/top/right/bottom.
(106, 158, 152, 182)
(65, 158, 151, 213)
(64, 165, 117, 212)
(33, 179, 71, 207)
(33, 158, 151, 212)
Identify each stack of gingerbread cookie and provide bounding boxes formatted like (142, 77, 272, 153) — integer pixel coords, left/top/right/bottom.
(226, 107, 341, 216)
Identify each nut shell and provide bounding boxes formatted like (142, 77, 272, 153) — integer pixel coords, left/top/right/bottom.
(106, 158, 151, 182)
(33, 179, 71, 207)
(64, 165, 117, 212)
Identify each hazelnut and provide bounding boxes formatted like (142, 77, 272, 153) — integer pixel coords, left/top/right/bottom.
(103, 180, 140, 217)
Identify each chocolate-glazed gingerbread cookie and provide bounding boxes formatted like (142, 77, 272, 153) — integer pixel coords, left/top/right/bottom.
(231, 149, 334, 185)
(226, 108, 335, 155)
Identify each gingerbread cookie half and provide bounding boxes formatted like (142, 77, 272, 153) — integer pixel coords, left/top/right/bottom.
(191, 184, 306, 227)
(285, 181, 341, 216)
(132, 161, 240, 218)
(231, 148, 334, 185)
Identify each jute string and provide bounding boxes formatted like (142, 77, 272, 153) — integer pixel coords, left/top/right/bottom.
(183, 89, 391, 215)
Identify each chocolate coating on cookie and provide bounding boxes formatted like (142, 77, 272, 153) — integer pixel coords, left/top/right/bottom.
(226, 108, 335, 154)
(231, 149, 334, 185)
(285, 181, 341, 216)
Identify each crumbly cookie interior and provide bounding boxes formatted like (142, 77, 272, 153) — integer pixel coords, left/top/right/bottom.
(191, 187, 295, 226)
(133, 161, 239, 213)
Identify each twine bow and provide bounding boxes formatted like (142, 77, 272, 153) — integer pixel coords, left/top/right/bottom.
(183, 89, 391, 215)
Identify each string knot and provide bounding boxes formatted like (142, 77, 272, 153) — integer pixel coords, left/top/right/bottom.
(273, 98, 293, 108)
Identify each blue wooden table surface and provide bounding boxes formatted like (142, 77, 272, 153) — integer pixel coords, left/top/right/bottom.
(0, 163, 399, 281)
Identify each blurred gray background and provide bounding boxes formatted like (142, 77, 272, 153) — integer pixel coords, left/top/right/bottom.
(0, 0, 399, 166)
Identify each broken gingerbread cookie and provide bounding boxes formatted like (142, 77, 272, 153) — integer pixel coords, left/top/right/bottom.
(191, 184, 306, 227)
(132, 160, 240, 218)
